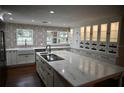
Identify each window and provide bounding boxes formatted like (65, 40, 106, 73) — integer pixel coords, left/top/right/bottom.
(110, 22, 119, 42)
(47, 31, 57, 44)
(92, 25, 98, 41)
(100, 24, 107, 42)
(47, 31, 68, 44)
(58, 32, 68, 44)
(80, 27, 84, 41)
(86, 26, 91, 41)
(16, 29, 33, 45)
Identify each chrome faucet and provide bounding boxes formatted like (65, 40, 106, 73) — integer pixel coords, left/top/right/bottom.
(46, 45, 51, 54)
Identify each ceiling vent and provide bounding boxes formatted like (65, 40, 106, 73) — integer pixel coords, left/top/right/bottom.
(42, 21, 48, 24)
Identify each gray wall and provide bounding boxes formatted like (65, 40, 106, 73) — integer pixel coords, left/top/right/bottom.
(5, 23, 69, 48)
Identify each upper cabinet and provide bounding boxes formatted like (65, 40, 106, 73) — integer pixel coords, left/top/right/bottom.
(86, 26, 91, 41)
(92, 25, 98, 42)
(80, 27, 84, 41)
(110, 22, 119, 43)
(100, 24, 107, 42)
(79, 20, 120, 55)
(70, 29, 74, 44)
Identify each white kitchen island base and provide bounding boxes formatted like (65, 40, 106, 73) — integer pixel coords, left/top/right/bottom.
(36, 51, 124, 87)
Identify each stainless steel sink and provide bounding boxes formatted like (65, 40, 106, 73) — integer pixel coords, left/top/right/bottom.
(40, 52, 48, 55)
(41, 54, 64, 62)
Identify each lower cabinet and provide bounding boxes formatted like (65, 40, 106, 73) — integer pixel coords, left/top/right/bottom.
(17, 50, 35, 65)
(36, 55, 53, 87)
(6, 49, 35, 66)
(36, 55, 71, 87)
(6, 50, 17, 66)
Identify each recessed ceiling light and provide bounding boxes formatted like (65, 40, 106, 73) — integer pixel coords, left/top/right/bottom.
(63, 24, 66, 26)
(50, 11, 55, 14)
(9, 17, 13, 20)
(32, 20, 34, 22)
(8, 12, 12, 15)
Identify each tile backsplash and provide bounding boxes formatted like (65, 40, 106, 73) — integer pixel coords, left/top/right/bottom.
(5, 23, 69, 48)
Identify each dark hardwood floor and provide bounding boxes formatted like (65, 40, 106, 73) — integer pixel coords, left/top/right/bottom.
(6, 64, 45, 87)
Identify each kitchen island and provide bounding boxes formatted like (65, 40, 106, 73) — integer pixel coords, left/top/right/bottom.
(36, 50, 124, 87)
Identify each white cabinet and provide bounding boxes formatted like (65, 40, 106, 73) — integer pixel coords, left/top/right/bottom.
(36, 55, 53, 87)
(17, 50, 35, 64)
(6, 49, 35, 66)
(36, 54, 71, 87)
(6, 50, 17, 66)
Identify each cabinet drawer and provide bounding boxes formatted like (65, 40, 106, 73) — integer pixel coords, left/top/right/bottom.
(17, 50, 34, 55)
(17, 54, 35, 64)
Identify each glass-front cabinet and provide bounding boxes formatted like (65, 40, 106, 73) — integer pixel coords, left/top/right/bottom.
(99, 24, 107, 52)
(80, 27, 84, 48)
(79, 21, 119, 55)
(91, 25, 98, 50)
(85, 26, 91, 49)
(108, 22, 119, 54)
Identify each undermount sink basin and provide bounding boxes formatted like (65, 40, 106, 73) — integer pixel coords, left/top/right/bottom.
(41, 54, 64, 62)
(40, 52, 48, 55)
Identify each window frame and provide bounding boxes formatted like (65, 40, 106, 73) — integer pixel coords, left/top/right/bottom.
(16, 29, 33, 46)
(47, 30, 69, 45)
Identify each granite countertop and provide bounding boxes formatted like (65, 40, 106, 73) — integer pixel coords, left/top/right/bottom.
(6, 46, 71, 51)
(37, 50, 124, 86)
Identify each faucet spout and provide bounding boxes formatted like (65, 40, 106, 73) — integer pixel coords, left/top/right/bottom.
(46, 45, 51, 54)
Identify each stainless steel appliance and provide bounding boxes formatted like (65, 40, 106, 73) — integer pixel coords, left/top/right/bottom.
(0, 20, 6, 87)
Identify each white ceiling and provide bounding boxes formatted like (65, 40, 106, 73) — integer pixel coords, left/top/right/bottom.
(1, 5, 123, 27)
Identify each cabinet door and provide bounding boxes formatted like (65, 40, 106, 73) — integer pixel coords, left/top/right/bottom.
(11, 50, 17, 65)
(17, 54, 26, 64)
(6, 50, 17, 66)
(17, 50, 35, 64)
(6, 51, 11, 66)
(25, 54, 35, 63)
(45, 71, 53, 87)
